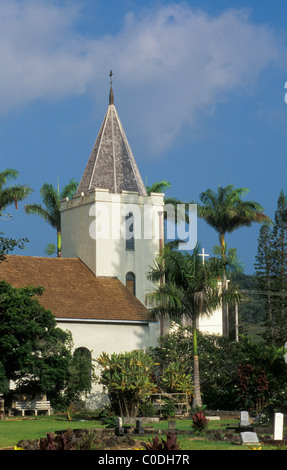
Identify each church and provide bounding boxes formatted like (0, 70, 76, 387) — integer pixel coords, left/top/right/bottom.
(0, 83, 223, 408)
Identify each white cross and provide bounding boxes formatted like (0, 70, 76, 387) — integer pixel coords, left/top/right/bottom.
(199, 248, 209, 265)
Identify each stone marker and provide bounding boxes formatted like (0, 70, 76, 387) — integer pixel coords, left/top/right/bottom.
(274, 413, 284, 441)
(134, 418, 144, 434)
(240, 432, 260, 446)
(240, 411, 250, 427)
(115, 417, 124, 436)
(168, 420, 176, 431)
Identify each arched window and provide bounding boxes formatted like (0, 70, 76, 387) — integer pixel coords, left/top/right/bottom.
(73, 347, 92, 389)
(125, 212, 135, 250)
(126, 272, 136, 296)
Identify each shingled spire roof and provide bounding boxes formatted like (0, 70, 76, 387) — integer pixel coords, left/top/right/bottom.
(76, 86, 147, 197)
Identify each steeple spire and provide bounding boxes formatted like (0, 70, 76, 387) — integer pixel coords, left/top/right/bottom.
(76, 74, 147, 197)
(109, 70, 114, 105)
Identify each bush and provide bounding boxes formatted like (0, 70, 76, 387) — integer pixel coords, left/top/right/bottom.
(144, 432, 180, 450)
(138, 401, 156, 417)
(96, 350, 158, 417)
(190, 405, 209, 435)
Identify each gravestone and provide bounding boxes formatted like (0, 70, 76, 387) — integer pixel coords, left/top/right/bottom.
(274, 413, 284, 441)
(134, 418, 144, 434)
(240, 411, 250, 427)
(168, 420, 176, 431)
(240, 432, 260, 446)
(115, 417, 124, 436)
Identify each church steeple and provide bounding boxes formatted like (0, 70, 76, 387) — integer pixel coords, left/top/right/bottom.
(77, 79, 147, 197)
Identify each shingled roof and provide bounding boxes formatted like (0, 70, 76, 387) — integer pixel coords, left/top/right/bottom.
(76, 86, 147, 197)
(0, 256, 150, 322)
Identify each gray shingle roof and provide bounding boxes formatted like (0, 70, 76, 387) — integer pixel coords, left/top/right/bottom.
(77, 87, 147, 197)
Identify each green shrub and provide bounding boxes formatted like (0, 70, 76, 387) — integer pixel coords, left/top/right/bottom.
(96, 350, 158, 417)
(190, 405, 209, 435)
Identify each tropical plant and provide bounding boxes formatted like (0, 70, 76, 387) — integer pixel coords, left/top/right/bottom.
(96, 350, 158, 417)
(144, 432, 180, 450)
(146, 180, 171, 196)
(24, 178, 78, 257)
(146, 179, 189, 228)
(190, 405, 209, 434)
(160, 361, 193, 396)
(146, 244, 243, 407)
(192, 184, 270, 336)
(0, 168, 32, 218)
(194, 185, 270, 255)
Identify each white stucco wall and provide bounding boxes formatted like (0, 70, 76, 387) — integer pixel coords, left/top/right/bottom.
(57, 318, 160, 409)
(61, 189, 164, 305)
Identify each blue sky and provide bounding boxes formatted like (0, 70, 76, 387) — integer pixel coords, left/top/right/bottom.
(1, 0, 287, 274)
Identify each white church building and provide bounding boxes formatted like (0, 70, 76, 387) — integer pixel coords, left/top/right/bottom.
(0, 84, 223, 408)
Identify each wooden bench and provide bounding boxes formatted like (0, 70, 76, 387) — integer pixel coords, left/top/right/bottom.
(14, 400, 51, 416)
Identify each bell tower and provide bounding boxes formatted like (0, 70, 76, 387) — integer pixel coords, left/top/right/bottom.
(61, 80, 164, 305)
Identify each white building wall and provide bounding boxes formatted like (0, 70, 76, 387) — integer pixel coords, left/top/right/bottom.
(61, 189, 164, 305)
(57, 319, 160, 409)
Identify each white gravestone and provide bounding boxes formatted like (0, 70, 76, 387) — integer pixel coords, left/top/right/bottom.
(240, 432, 260, 446)
(240, 411, 250, 427)
(274, 413, 284, 441)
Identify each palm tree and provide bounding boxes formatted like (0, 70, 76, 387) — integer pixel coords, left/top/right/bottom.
(0, 169, 33, 218)
(195, 185, 271, 256)
(146, 244, 242, 407)
(193, 184, 271, 336)
(146, 180, 172, 196)
(24, 178, 78, 257)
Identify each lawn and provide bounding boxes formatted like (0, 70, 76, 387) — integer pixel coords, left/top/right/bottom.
(0, 414, 280, 450)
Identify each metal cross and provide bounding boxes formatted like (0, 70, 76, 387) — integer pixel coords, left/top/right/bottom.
(199, 248, 209, 265)
(109, 70, 114, 85)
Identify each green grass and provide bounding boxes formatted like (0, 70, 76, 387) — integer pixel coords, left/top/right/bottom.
(0, 414, 105, 448)
(0, 414, 279, 450)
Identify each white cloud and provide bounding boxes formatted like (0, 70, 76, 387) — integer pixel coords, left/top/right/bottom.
(0, 1, 284, 154)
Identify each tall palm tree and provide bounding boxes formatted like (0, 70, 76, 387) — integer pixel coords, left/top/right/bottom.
(0, 169, 33, 218)
(195, 185, 271, 256)
(146, 245, 242, 407)
(193, 184, 271, 336)
(24, 179, 78, 257)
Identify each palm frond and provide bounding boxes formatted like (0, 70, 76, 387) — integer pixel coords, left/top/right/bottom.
(24, 204, 57, 228)
(146, 180, 171, 195)
(0, 169, 19, 189)
(60, 179, 78, 199)
(0, 185, 33, 210)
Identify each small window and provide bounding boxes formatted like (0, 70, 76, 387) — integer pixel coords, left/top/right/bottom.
(126, 272, 136, 295)
(125, 212, 135, 250)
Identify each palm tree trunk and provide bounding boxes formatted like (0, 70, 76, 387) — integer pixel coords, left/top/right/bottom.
(220, 232, 229, 337)
(192, 325, 202, 407)
(57, 231, 62, 258)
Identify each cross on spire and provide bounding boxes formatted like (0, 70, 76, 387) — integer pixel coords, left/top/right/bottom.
(199, 248, 209, 265)
(109, 69, 114, 85)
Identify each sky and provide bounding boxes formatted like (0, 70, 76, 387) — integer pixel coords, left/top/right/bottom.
(1, 0, 287, 275)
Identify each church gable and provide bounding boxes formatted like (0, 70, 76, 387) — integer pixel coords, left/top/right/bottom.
(0, 256, 151, 323)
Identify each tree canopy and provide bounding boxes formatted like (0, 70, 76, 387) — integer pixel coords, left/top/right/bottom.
(24, 179, 78, 257)
(0, 168, 32, 218)
(0, 281, 91, 407)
